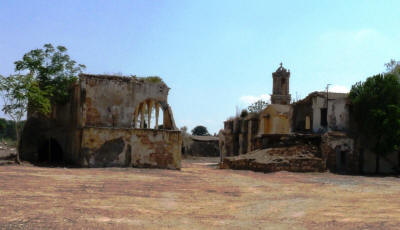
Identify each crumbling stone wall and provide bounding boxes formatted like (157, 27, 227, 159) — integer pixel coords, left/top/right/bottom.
(219, 114, 260, 158)
(292, 100, 313, 133)
(81, 127, 181, 169)
(221, 145, 325, 173)
(320, 132, 356, 173)
(183, 136, 219, 157)
(20, 74, 181, 169)
(253, 133, 321, 152)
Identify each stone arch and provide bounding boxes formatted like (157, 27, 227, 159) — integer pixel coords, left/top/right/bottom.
(133, 99, 177, 130)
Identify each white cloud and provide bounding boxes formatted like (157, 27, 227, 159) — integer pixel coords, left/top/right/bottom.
(239, 94, 270, 105)
(328, 85, 349, 93)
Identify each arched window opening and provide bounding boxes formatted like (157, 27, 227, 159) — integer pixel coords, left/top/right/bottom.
(133, 100, 165, 129)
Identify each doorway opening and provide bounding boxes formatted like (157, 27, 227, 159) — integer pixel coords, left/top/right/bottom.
(37, 138, 64, 165)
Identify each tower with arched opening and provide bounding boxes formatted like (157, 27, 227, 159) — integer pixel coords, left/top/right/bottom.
(271, 63, 291, 105)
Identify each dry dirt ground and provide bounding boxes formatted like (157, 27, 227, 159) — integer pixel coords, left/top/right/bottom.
(0, 157, 399, 230)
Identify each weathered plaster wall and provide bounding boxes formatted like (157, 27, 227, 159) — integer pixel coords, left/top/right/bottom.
(21, 74, 181, 169)
(311, 96, 326, 133)
(292, 101, 313, 133)
(81, 127, 181, 169)
(328, 98, 349, 132)
(258, 104, 292, 135)
(80, 75, 170, 128)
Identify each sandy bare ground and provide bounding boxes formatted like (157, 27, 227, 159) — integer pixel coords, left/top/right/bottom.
(0, 157, 399, 230)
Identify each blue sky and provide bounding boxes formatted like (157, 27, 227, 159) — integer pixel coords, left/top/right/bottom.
(1, 0, 399, 133)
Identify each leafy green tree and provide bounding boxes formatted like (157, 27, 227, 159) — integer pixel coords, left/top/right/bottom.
(385, 59, 400, 76)
(14, 43, 86, 107)
(191, 125, 210, 136)
(240, 109, 248, 118)
(0, 74, 37, 163)
(0, 44, 85, 162)
(247, 99, 268, 113)
(349, 73, 400, 173)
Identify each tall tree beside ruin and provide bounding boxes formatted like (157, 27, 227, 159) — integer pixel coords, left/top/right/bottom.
(0, 74, 48, 163)
(247, 99, 268, 113)
(191, 125, 210, 136)
(14, 43, 86, 107)
(0, 44, 85, 162)
(349, 73, 400, 173)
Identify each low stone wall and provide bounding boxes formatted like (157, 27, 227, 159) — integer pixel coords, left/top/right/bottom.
(183, 136, 220, 157)
(221, 145, 325, 173)
(253, 134, 321, 152)
(81, 127, 182, 169)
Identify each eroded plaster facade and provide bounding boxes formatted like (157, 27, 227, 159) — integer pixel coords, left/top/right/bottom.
(20, 74, 181, 169)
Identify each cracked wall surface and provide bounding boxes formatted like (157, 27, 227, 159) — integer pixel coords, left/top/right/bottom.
(20, 74, 181, 169)
(81, 127, 181, 169)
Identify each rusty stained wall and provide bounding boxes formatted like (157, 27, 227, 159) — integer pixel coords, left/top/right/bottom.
(80, 74, 170, 128)
(81, 127, 181, 169)
(258, 104, 292, 135)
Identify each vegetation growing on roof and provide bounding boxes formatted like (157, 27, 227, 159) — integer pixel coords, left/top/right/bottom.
(144, 76, 163, 83)
(130, 75, 163, 83)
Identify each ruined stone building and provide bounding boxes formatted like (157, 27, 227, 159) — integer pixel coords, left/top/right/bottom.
(219, 64, 399, 174)
(292, 92, 350, 133)
(20, 74, 182, 169)
(219, 64, 294, 159)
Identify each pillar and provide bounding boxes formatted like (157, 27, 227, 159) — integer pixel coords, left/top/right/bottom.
(147, 100, 153, 129)
(155, 103, 160, 129)
(133, 106, 139, 128)
(140, 104, 145, 128)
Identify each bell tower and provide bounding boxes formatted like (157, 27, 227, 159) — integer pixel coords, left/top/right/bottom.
(271, 63, 291, 105)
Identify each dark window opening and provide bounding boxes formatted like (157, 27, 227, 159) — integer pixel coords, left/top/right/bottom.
(38, 138, 64, 164)
(320, 108, 327, 126)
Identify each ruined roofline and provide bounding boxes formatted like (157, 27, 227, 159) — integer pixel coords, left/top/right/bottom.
(79, 73, 168, 87)
(82, 125, 181, 133)
(293, 91, 349, 105)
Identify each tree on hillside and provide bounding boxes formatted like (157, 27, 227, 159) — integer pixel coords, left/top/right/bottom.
(247, 99, 268, 113)
(191, 125, 210, 136)
(349, 73, 400, 173)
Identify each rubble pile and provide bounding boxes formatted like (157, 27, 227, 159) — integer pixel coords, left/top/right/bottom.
(0, 143, 17, 165)
(221, 144, 325, 173)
